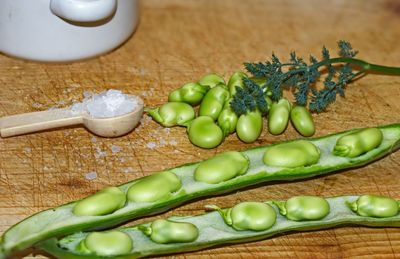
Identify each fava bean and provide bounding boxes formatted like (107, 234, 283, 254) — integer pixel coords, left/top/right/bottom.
(290, 106, 315, 137)
(348, 195, 399, 218)
(146, 102, 195, 127)
(194, 151, 249, 184)
(236, 110, 263, 143)
(78, 231, 133, 256)
(268, 98, 291, 135)
(217, 98, 238, 137)
(127, 171, 182, 202)
(141, 219, 199, 244)
(225, 202, 276, 231)
(73, 187, 126, 216)
(333, 128, 383, 157)
(227, 71, 247, 96)
(199, 85, 230, 120)
(198, 74, 225, 88)
(263, 140, 320, 167)
(168, 82, 210, 106)
(187, 116, 224, 149)
(275, 196, 330, 221)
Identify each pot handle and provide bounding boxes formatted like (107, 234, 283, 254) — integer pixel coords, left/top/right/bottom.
(50, 0, 117, 22)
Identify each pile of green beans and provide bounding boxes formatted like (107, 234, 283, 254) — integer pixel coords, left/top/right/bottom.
(39, 194, 400, 258)
(146, 72, 317, 149)
(0, 124, 398, 258)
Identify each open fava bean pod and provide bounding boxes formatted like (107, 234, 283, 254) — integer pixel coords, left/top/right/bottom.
(39, 194, 400, 258)
(1, 124, 400, 258)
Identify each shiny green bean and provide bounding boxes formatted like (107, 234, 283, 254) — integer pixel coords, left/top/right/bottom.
(146, 102, 195, 127)
(198, 74, 225, 88)
(268, 98, 291, 135)
(168, 82, 210, 106)
(199, 85, 230, 120)
(77, 231, 133, 256)
(348, 195, 399, 218)
(290, 105, 315, 137)
(127, 171, 182, 202)
(274, 196, 330, 221)
(194, 151, 249, 184)
(187, 116, 224, 149)
(73, 187, 126, 216)
(333, 128, 383, 157)
(236, 110, 263, 143)
(217, 98, 238, 137)
(227, 71, 247, 96)
(263, 140, 320, 167)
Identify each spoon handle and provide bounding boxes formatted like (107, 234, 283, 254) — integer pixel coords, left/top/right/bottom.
(0, 109, 83, 137)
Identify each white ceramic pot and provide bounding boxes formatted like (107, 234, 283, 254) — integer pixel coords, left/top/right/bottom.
(0, 0, 139, 62)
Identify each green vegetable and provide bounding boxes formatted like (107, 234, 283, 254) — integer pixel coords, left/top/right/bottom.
(194, 151, 249, 184)
(39, 195, 400, 258)
(1, 124, 399, 258)
(198, 73, 225, 88)
(199, 85, 230, 120)
(274, 196, 330, 221)
(168, 82, 210, 106)
(263, 140, 320, 168)
(333, 128, 383, 157)
(187, 116, 224, 149)
(77, 231, 133, 256)
(73, 187, 126, 216)
(217, 98, 238, 137)
(145, 102, 195, 127)
(347, 195, 400, 218)
(268, 98, 291, 135)
(227, 71, 247, 96)
(127, 171, 182, 202)
(236, 110, 263, 143)
(139, 219, 199, 244)
(290, 105, 315, 137)
(231, 40, 400, 115)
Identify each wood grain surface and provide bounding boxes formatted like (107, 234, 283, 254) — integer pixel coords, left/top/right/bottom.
(1, 0, 400, 258)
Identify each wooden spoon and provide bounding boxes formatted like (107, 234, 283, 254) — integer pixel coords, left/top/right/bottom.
(0, 96, 144, 138)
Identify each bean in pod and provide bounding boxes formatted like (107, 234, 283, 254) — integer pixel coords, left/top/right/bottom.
(146, 102, 195, 127)
(187, 116, 224, 149)
(139, 219, 199, 244)
(347, 194, 399, 218)
(77, 230, 133, 256)
(333, 128, 383, 157)
(290, 105, 315, 137)
(194, 151, 249, 184)
(73, 187, 126, 216)
(199, 85, 230, 120)
(273, 196, 330, 221)
(236, 110, 263, 143)
(268, 98, 291, 135)
(168, 82, 210, 106)
(198, 73, 225, 88)
(263, 140, 320, 167)
(227, 71, 247, 96)
(217, 98, 238, 137)
(210, 202, 276, 231)
(127, 171, 182, 202)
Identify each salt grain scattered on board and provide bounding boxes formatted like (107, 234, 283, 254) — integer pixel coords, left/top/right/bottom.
(85, 171, 98, 180)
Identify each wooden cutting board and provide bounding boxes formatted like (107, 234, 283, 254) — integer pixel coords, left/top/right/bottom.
(1, 0, 400, 258)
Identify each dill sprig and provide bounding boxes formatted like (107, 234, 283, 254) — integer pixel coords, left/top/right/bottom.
(231, 41, 400, 115)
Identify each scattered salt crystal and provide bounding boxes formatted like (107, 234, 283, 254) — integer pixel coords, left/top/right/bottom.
(123, 167, 135, 173)
(95, 147, 107, 158)
(83, 91, 93, 98)
(163, 128, 171, 134)
(146, 142, 157, 149)
(91, 137, 97, 143)
(159, 139, 166, 146)
(118, 157, 125, 162)
(85, 171, 97, 180)
(169, 140, 178, 146)
(24, 147, 32, 153)
(110, 144, 122, 154)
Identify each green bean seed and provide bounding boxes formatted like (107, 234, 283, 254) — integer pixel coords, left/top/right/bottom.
(73, 187, 126, 216)
(275, 196, 330, 221)
(187, 116, 224, 149)
(194, 151, 249, 184)
(168, 82, 210, 106)
(268, 98, 291, 135)
(333, 128, 383, 157)
(217, 98, 238, 137)
(199, 85, 230, 120)
(146, 102, 195, 127)
(127, 171, 182, 202)
(263, 140, 320, 167)
(290, 105, 315, 137)
(227, 202, 276, 231)
(78, 231, 133, 256)
(198, 74, 225, 88)
(236, 110, 263, 143)
(143, 219, 199, 244)
(227, 71, 247, 96)
(348, 195, 399, 218)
